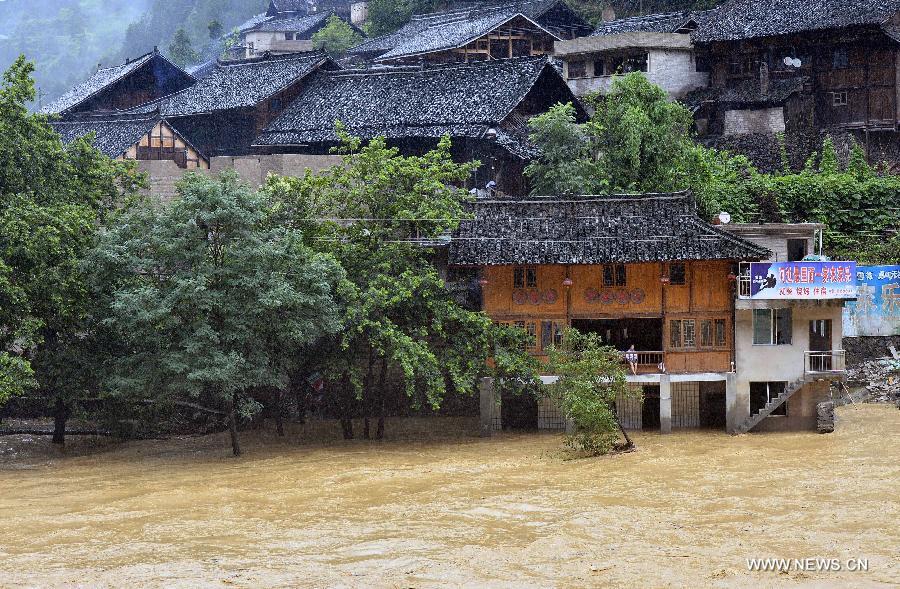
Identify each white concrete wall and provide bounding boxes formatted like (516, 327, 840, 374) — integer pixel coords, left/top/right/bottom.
(723, 108, 786, 135)
(735, 302, 844, 386)
(351, 1, 369, 25)
(242, 31, 314, 56)
(564, 49, 708, 99)
(733, 302, 844, 429)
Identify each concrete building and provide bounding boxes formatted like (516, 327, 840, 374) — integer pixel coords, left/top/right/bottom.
(555, 11, 709, 99)
(556, 31, 708, 99)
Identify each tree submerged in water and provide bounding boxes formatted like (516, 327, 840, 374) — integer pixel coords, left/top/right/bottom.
(546, 329, 638, 456)
(90, 172, 346, 456)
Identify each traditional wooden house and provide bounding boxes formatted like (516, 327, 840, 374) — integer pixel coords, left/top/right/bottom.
(41, 49, 195, 116)
(49, 112, 208, 169)
(453, 194, 855, 434)
(253, 56, 584, 196)
(132, 51, 338, 157)
(347, 0, 591, 64)
(690, 0, 900, 165)
(555, 11, 709, 99)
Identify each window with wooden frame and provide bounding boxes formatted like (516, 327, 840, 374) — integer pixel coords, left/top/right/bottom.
(540, 320, 565, 352)
(832, 91, 849, 107)
(670, 319, 696, 349)
(727, 55, 755, 77)
(602, 264, 627, 287)
(593, 58, 606, 77)
(668, 262, 686, 285)
(567, 59, 587, 79)
(715, 318, 727, 347)
(513, 266, 537, 289)
(511, 320, 537, 352)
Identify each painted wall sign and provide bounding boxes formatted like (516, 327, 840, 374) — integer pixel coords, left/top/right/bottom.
(843, 265, 900, 337)
(748, 262, 857, 300)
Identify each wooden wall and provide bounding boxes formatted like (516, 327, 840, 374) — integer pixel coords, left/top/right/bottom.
(123, 121, 209, 169)
(481, 261, 734, 373)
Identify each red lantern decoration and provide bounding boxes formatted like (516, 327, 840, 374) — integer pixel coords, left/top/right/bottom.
(562, 277, 574, 288)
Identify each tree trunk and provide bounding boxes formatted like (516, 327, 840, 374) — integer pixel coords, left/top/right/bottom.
(52, 399, 69, 445)
(376, 358, 387, 440)
(340, 417, 354, 439)
(228, 402, 242, 457)
(615, 411, 634, 450)
(275, 390, 285, 437)
(363, 418, 371, 440)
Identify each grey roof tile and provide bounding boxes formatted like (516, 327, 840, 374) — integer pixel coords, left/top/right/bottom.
(591, 11, 703, 36)
(349, 0, 590, 60)
(449, 192, 770, 265)
(254, 56, 566, 157)
(134, 51, 333, 116)
(694, 0, 900, 42)
(49, 113, 159, 158)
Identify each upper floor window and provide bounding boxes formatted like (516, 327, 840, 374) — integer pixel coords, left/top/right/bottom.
(513, 266, 537, 289)
(833, 47, 849, 69)
(670, 319, 696, 349)
(623, 52, 648, 73)
(567, 60, 587, 79)
(753, 308, 792, 345)
(602, 264, 627, 287)
(285, 32, 295, 41)
(669, 263, 686, 285)
(728, 55, 755, 77)
(593, 58, 606, 77)
(832, 91, 849, 107)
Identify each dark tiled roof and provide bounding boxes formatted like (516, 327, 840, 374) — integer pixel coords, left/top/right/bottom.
(349, 0, 590, 60)
(246, 12, 329, 35)
(42, 51, 190, 115)
(590, 11, 702, 36)
(682, 77, 808, 110)
(134, 51, 333, 116)
(49, 113, 158, 158)
(693, 0, 900, 42)
(449, 192, 770, 265)
(268, 0, 313, 15)
(255, 56, 567, 157)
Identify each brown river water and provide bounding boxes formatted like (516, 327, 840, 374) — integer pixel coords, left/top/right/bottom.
(0, 404, 898, 588)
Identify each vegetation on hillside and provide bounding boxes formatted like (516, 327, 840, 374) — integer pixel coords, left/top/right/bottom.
(525, 73, 900, 258)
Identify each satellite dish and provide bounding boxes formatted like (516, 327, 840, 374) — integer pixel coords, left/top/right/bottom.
(792, 58, 802, 68)
(718, 211, 732, 225)
(783, 56, 793, 66)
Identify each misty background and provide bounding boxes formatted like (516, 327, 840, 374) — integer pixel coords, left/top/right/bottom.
(0, 0, 266, 108)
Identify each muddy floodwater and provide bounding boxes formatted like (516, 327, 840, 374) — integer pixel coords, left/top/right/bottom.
(0, 405, 898, 588)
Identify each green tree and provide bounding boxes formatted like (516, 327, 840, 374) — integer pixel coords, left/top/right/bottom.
(90, 172, 346, 456)
(266, 133, 506, 439)
(0, 57, 142, 436)
(311, 16, 364, 56)
(546, 328, 637, 456)
(526, 73, 695, 195)
(168, 28, 199, 68)
(524, 102, 605, 196)
(208, 19, 224, 39)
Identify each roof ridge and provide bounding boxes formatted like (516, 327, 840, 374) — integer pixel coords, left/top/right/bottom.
(333, 55, 549, 77)
(216, 50, 328, 67)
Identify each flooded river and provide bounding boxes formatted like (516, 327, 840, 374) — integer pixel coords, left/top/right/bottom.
(0, 405, 898, 588)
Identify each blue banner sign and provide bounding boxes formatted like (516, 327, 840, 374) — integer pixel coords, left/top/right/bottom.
(749, 262, 857, 300)
(843, 265, 900, 337)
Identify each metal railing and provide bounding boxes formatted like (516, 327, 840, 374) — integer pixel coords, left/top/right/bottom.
(804, 350, 846, 374)
(737, 262, 752, 298)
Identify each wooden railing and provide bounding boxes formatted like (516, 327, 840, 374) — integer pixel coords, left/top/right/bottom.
(804, 350, 847, 374)
(622, 351, 665, 374)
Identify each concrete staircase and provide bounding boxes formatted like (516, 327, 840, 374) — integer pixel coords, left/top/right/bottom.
(734, 374, 813, 434)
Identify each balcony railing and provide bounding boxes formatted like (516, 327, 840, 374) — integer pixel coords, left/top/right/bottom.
(804, 350, 846, 374)
(622, 351, 665, 374)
